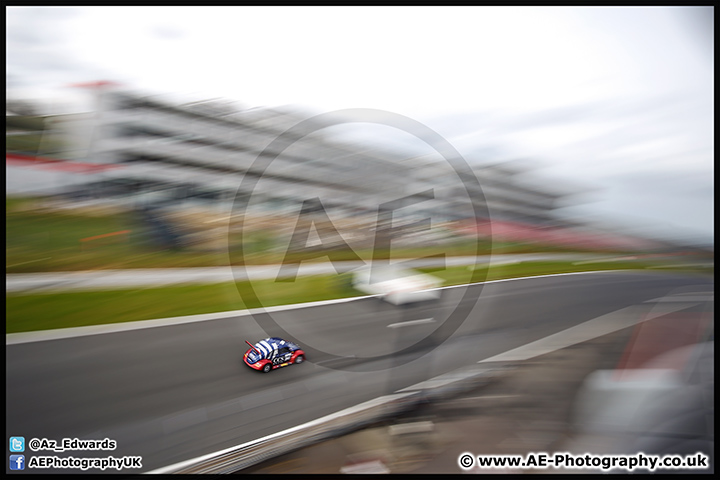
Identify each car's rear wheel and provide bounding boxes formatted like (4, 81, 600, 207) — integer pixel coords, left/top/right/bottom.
(294, 355, 304, 364)
(262, 363, 272, 373)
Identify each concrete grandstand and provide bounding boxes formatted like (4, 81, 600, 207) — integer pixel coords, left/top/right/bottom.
(6, 82, 658, 253)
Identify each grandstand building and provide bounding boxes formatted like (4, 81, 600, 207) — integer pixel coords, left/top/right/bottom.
(52, 84, 565, 223)
(12, 83, 642, 251)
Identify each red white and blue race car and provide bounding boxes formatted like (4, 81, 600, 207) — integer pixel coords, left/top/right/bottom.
(243, 337, 305, 373)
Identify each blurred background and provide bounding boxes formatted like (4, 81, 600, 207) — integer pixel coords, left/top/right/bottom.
(6, 7, 713, 268)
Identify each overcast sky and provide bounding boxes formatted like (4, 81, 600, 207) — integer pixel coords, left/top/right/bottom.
(5, 6, 714, 245)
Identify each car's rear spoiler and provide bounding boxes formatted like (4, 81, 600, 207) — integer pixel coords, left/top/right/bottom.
(245, 340, 261, 355)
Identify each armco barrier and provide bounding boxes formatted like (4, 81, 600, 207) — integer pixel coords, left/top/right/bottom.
(147, 391, 422, 474)
(147, 362, 512, 474)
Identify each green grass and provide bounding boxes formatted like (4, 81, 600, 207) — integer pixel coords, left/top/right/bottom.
(6, 134, 67, 156)
(418, 259, 663, 283)
(6, 199, 234, 272)
(6, 274, 363, 334)
(8, 259, 711, 335)
(7, 195, 634, 273)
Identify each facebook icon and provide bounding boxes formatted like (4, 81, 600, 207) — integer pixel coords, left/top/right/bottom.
(9, 454, 25, 470)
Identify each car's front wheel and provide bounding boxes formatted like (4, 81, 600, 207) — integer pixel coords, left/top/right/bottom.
(294, 355, 304, 364)
(262, 363, 272, 373)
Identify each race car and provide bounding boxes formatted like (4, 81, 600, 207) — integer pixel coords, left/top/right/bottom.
(243, 337, 305, 373)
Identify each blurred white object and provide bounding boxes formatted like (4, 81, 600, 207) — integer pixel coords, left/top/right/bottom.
(571, 341, 713, 472)
(572, 368, 684, 434)
(340, 460, 390, 474)
(352, 265, 443, 305)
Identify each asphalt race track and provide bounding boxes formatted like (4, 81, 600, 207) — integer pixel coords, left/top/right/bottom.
(6, 271, 713, 473)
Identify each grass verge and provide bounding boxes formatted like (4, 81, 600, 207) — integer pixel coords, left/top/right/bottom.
(7, 260, 712, 334)
(7, 195, 641, 273)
